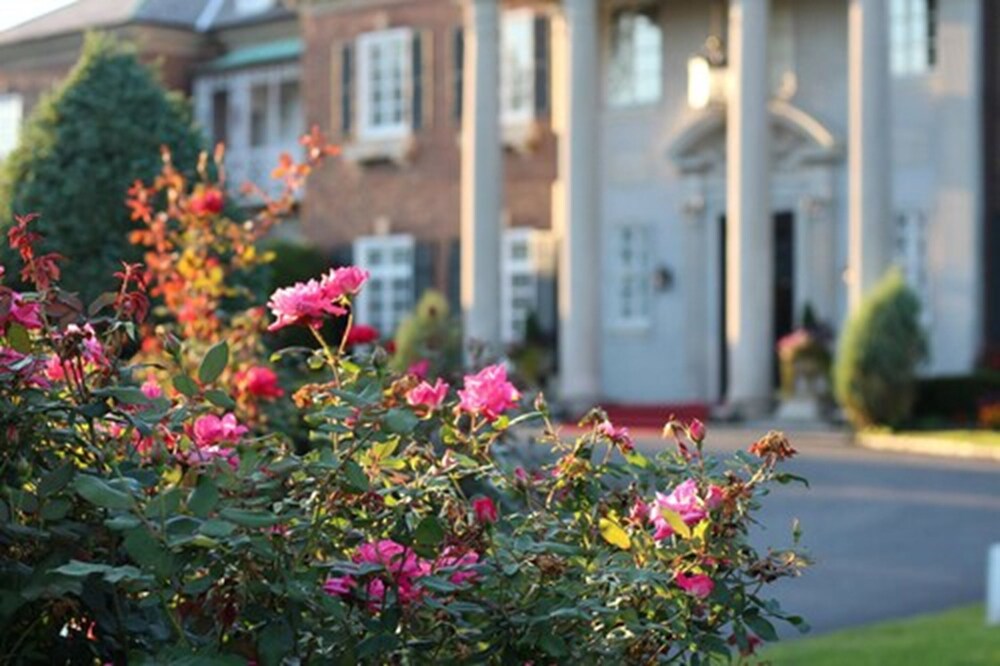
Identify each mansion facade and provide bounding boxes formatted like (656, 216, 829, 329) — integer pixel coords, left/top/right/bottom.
(0, 0, 996, 412)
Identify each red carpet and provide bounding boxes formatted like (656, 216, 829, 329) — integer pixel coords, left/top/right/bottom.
(598, 403, 710, 430)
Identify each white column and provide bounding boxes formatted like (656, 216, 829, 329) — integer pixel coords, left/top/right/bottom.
(554, 0, 601, 407)
(460, 0, 502, 354)
(847, 0, 891, 312)
(725, 0, 772, 415)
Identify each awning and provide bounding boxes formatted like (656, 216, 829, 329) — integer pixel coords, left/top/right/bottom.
(204, 38, 302, 71)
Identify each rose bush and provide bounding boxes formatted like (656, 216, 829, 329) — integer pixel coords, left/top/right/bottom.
(0, 138, 808, 664)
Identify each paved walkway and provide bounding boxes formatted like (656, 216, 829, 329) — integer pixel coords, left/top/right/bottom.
(636, 426, 1000, 637)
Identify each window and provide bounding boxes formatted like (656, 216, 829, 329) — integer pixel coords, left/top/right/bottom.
(607, 6, 662, 108)
(210, 89, 228, 146)
(353, 234, 415, 337)
(890, 0, 937, 76)
(501, 11, 535, 125)
(501, 229, 554, 344)
(278, 80, 301, 142)
(250, 84, 269, 147)
(894, 211, 930, 320)
(357, 29, 412, 141)
(0, 93, 23, 159)
(613, 223, 652, 325)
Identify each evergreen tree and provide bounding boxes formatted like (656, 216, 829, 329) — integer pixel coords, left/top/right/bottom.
(0, 32, 203, 298)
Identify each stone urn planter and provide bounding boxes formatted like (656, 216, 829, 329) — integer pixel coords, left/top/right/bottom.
(775, 329, 831, 422)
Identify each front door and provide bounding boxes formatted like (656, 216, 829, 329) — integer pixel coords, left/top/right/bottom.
(717, 211, 796, 400)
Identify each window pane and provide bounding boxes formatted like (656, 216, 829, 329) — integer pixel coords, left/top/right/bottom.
(279, 80, 301, 142)
(608, 8, 662, 107)
(250, 84, 269, 146)
(501, 12, 535, 123)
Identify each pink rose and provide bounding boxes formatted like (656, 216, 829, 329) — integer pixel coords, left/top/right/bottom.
(689, 419, 707, 443)
(322, 266, 369, 298)
(675, 572, 714, 598)
(323, 575, 357, 597)
(267, 278, 347, 331)
(141, 378, 163, 400)
(435, 547, 480, 585)
(407, 359, 430, 379)
(628, 498, 649, 525)
(457, 364, 520, 421)
(597, 420, 634, 452)
(649, 479, 723, 541)
(406, 378, 449, 410)
(192, 413, 248, 447)
(472, 496, 498, 524)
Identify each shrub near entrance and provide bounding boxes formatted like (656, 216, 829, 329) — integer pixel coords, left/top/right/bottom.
(0, 142, 809, 664)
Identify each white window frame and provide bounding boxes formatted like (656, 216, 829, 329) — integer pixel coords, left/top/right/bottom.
(193, 65, 302, 196)
(890, 0, 936, 77)
(353, 234, 416, 337)
(607, 5, 663, 109)
(501, 228, 554, 345)
(356, 28, 413, 142)
(0, 93, 23, 160)
(612, 222, 652, 328)
(500, 10, 536, 127)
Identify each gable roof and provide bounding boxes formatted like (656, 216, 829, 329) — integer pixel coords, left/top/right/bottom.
(0, 0, 294, 46)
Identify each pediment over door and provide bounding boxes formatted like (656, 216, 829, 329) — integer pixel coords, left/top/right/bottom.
(667, 101, 842, 175)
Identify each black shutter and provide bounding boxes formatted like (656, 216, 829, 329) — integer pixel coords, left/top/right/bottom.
(413, 240, 437, 303)
(453, 27, 464, 122)
(446, 238, 461, 313)
(341, 43, 353, 136)
(411, 32, 423, 130)
(533, 16, 550, 116)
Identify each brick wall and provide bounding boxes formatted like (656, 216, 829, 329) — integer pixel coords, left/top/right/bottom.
(299, 0, 557, 294)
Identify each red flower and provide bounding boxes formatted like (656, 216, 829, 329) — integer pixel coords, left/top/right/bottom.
(189, 187, 224, 217)
(235, 366, 284, 400)
(472, 496, 498, 524)
(345, 324, 380, 346)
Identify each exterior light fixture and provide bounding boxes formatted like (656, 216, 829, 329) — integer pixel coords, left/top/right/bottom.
(687, 35, 727, 110)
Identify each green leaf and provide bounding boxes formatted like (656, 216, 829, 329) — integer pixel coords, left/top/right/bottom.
(106, 387, 151, 406)
(145, 488, 181, 521)
(343, 460, 369, 492)
(258, 621, 294, 666)
(372, 439, 399, 460)
(625, 451, 651, 469)
(200, 519, 237, 537)
(383, 408, 418, 435)
(172, 374, 199, 397)
(105, 514, 142, 531)
(356, 633, 399, 659)
(538, 633, 569, 657)
(73, 475, 133, 510)
(599, 517, 632, 550)
(218, 508, 281, 528)
(6, 323, 31, 353)
(205, 389, 236, 410)
(37, 463, 73, 496)
(54, 560, 111, 577)
(745, 614, 779, 642)
(414, 516, 444, 546)
(188, 475, 219, 518)
(124, 528, 174, 578)
(658, 508, 693, 540)
(198, 341, 229, 384)
(40, 499, 72, 521)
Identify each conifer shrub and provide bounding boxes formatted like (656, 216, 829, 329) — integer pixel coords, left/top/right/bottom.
(0, 32, 202, 299)
(834, 269, 927, 428)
